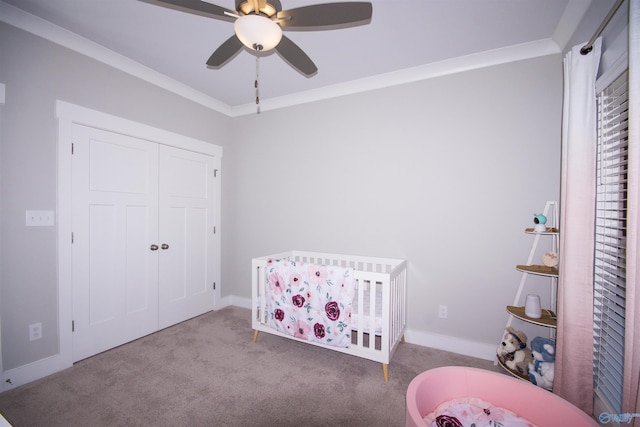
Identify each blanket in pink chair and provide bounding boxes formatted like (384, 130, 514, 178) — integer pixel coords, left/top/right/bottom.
(423, 397, 537, 427)
(265, 259, 355, 347)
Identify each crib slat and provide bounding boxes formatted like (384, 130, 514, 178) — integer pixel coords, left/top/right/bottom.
(368, 281, 377, 347)
(356, 279, 365, 347)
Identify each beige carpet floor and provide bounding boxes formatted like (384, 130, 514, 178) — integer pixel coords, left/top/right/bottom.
(0, 306, 504, 427)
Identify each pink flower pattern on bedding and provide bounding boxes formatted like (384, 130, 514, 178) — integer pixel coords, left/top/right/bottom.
(265, 259, 355, 347)
(423, 397, 537, 427)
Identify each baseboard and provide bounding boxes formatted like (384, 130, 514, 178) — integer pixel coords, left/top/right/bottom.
(222, 299, 497, 362)
(404, 329, 497, 362)
(219, 295, 251, 310)
(1, 353, 72, 393)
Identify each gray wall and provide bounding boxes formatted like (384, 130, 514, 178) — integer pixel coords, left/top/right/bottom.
(0, 22, 231, 370)
(226, 55, 563, 349)
(1, 17, 564, 376)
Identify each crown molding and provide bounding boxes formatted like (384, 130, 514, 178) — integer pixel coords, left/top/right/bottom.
(1, 1, 561, 118)
(0, 1, 233, 116)
(231, 38, 561, 116)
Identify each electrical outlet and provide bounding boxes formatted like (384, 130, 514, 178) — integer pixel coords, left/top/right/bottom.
(29, 323, 42, 341)
(438, 304, 448, 319)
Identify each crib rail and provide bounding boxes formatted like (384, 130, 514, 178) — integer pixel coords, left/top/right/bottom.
(252, 250, 407, 373)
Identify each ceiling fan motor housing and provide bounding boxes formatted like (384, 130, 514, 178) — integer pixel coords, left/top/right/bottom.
(238, 1, 277, 17)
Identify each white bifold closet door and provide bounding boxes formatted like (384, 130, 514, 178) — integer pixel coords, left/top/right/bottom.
(71, 124, 215, 362)
(158, 145, 215, 329)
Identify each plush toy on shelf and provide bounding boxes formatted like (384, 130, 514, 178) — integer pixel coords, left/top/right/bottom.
(533, 213, 548, 232)
(528, 336, 556, 390)
(497, 327, 533, 376)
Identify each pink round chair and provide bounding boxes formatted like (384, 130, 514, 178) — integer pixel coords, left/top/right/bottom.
(406, 366, 599, 427)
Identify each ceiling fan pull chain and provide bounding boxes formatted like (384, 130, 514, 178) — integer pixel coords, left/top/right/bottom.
(255, 56, 261, 114)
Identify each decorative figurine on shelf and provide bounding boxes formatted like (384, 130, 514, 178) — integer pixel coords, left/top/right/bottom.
(533, 213, 547, 232)
(542, 251, 558, 267)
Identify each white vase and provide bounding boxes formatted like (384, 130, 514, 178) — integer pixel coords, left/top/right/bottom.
(525, 294, 542, 318)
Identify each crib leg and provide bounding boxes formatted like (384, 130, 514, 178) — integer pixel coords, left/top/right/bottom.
(252, 330, 259, 343)
(382, 363, 389, 382)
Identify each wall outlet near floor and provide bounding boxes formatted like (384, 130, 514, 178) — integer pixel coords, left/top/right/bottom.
(438, 304, 448, 319)
(29, 323, 42, 341)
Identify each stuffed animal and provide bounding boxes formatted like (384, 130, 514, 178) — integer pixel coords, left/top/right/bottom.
(497, 327, 533, 376)
(528, 336, 556, 390)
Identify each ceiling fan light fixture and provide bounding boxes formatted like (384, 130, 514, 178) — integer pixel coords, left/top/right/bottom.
(234, 15, 282, 52)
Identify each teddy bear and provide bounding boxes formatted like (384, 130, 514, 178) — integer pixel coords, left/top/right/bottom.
(528, 336, 555, 390)
(497, 327, 533, 376)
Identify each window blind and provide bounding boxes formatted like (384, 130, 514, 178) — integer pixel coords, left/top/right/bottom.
(593, 69, 629, 414)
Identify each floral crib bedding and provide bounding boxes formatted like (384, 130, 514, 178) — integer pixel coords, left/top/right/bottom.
(265, 259, 355, 347)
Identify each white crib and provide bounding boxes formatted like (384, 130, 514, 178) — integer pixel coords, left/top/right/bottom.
(251, 250, 407, 381)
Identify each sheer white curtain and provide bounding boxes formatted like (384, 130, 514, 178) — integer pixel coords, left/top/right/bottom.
(623, 1, 639, 424)
(554, 38, 601, 414)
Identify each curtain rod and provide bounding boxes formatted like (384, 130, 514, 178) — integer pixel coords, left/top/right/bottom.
(581, 0, 626, 54)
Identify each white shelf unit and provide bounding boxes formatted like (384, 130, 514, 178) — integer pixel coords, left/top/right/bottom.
(499, 201, 559, 379)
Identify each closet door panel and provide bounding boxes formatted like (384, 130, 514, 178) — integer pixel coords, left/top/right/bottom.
(87, 204, 119, 324)
(159, 145, 215, 329)
(71, 124, 159, 362)
(125, 206, 155, 313)
(185, 207, 207, 297)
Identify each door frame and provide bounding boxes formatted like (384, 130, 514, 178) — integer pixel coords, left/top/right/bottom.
(57, 101, 222, 371)
(0, 83, 5, 380)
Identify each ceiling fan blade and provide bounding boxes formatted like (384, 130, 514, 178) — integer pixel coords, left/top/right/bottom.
(206, 35, 244, 67)
(152, 0, 236, 22)
(277, 2, 372, 30)
(275, 35, 317, 76)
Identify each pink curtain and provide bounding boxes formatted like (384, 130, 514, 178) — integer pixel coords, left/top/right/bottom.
(554, 38, 601, 414)
(624, 2, 640, 424)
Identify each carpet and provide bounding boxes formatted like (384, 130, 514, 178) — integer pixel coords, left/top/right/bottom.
(0, 307, 503, 427)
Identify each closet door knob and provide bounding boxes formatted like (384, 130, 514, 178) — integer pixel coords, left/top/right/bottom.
(161, 243, 169, 250)
(150, 244, 159, 251)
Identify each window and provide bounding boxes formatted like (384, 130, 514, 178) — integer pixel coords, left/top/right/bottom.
(593, 69, 629, 415)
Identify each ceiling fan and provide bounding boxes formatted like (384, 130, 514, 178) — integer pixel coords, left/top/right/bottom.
(152, 0, 373, 76)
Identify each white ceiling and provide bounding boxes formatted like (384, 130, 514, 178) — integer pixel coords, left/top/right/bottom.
(1, 0, 592, 115)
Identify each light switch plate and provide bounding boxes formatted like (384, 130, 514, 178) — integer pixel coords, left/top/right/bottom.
(25, 210, 55, 226)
